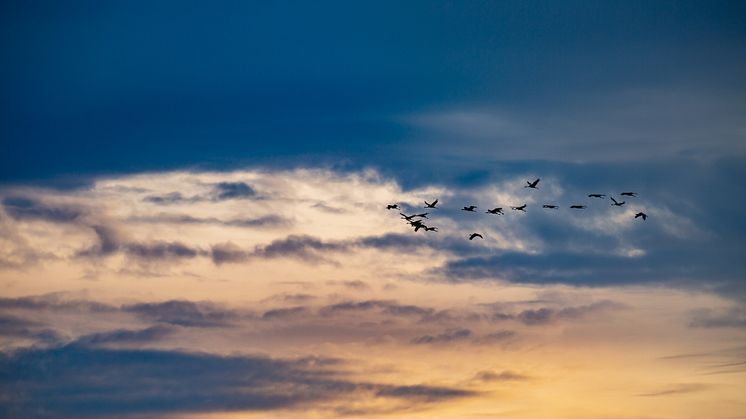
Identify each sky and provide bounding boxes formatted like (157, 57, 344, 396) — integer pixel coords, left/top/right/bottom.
(1, 1, 745, 418)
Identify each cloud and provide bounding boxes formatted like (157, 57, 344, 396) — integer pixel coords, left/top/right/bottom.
(637, 383, 709, 397)
(262, 306, 309, 320)
(252, 235, 349, 263)
(2, 197, 85, 223)
(143, 182, 256, 205)
(74, 325, 176, 346)
(211, 181, 256, 200)
(0, 313, 65, 344)
(411, 328, 472, 345)
(473, 370, 529, 382)
(689, 307, 746, 328)
(122, 300, 238, 327)
(319, 300, 434, 319)
(374, 384, 474, 402)
(0, 345, 474, 418)
(130, 213, 291, 229)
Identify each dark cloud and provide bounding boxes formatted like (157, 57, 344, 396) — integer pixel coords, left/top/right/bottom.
(329, 280, 370, 290)
(319, 300, 434, 319)
(689, 307, 746, 328)
(2, 197, 84, 223)
(211, 182, 256, 200)
(130, 213, 291, 229)
(210, 242, 249, 265)
(262, 306, 309, 320)
(0, 294, 115, 313)
(253, 235, 349, 262)
(495, 300, 625, 326)
(143, 192, 188, 204)
(637, 383, 709, 397)
(122, 300, 238, 327)
(142, 182, 256, 205)
(475, 330, 517, 344)
(0, 345, 473, 418)
(411, 328, 472, 345)
(123, 241, 204, 261)
(473, 370, 529, 382)
(374, 384, 474, 402)
(78, 225, 204, 262)
(0, 313, 65, 344)
(74, 325, 176, 346)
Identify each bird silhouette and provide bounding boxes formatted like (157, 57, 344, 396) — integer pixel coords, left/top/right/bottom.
(424, 226, 438, 232)
(386, 204, 399, 210)
(610, 197, 625, 206)
(413, 224, 427, 232)
(570, 205, 586, 209)
(413, 212, 429, 219)
(620, 192, 637, 197)
(486, 207, 504, 215)
(588, 194, 605, 199)
(542, 204, 558, 209)
(462, 205, 478, 212)
(635, 212, 647, 220)
(408, 219, 425, 227)
(469, 233, 483, 240)
(511, 204, 527, 212)
(525, 178, 540, 189)
(424, 199, 439, 208)
(400, 213, 417, 221)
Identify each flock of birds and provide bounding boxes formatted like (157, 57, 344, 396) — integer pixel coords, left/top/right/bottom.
(386, 178, 648, 241)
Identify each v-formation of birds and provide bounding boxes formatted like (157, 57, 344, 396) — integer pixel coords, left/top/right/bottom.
(386, 179, 648, 241)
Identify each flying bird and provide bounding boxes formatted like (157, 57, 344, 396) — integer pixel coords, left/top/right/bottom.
(570, 205, 586, 209)
(462, 205, 478, 212)
(424, 199, 439, 208)
(610, 197, 626, 207)
(511, 204, 527, 212)
(386, 204, 399, 210)
(621, 192, 637, 197)
(400, 213, 417, 221)
(413, 213, 429, 219)
(525, 178, 540, 189)
(408, 219, 425, 227)
(413, 224, 427, 232)
(486, 207, 504, 215)
(469, 233, 483, 240)
(424, 226, 438, 232)
(588, 194, 605, 199)
(635, 212, 648, 220)
(542, 204, 558, 209)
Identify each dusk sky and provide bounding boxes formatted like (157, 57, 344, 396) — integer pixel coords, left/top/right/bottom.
(1, 2, 745, 418)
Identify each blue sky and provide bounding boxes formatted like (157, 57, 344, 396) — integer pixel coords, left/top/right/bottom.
(2, 1, 745, 182)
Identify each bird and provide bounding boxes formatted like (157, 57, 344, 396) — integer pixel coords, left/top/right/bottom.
(400, 213, 417, 221)
(408, 219, 425, 227)
(610, 197, 625, 207)
(486, 207, 504, 215)
(570, 205, 586, 209)
(462, 205, 477, 212)
(424, 199, 439, 208)
(634, 212, 647, 220)
(413, 212, 429, 219)
(511, 204, 527, 212)
(424, 226, 438, 232)
(542, 204, 558, 209)
(386, 204, 399, 210)
(413, 224, 427, 232)
(621, 192, 637, 197)
(469, 233, 483, 240)
(525, 178, 540, 189)
(588, 194, 605, 199)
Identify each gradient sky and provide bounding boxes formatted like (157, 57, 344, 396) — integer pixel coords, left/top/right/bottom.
(1, 2, 745, 418)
